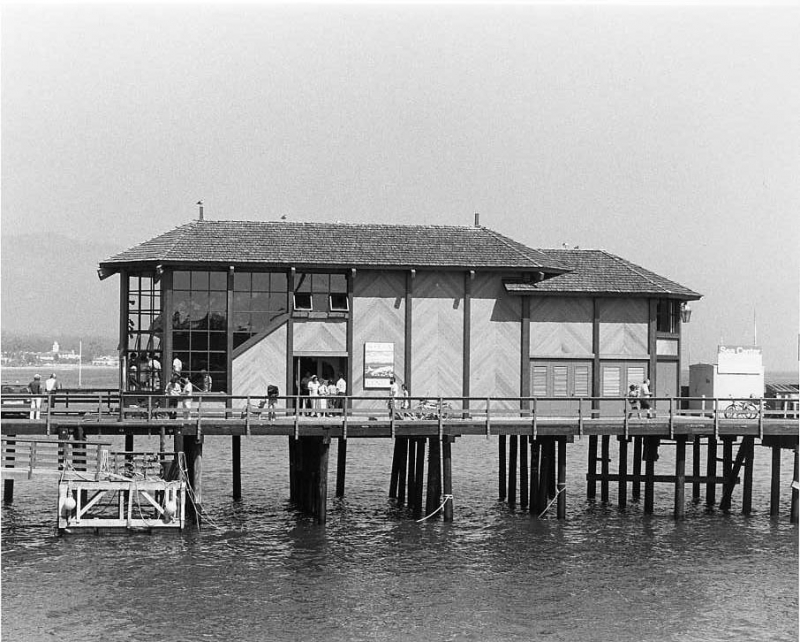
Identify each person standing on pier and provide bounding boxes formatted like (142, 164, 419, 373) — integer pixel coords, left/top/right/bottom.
(335, 372, 347, 412)
(27, 374, 43, 419)
(308, 374, 320, 416)
(199, 369, 212, 393)
(180, 376, 193, 418)
(627, 383, 640, 419)
(640, 378, 653, 418)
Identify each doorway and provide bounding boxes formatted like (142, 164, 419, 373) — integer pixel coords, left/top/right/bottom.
(294, 356, 347, 395)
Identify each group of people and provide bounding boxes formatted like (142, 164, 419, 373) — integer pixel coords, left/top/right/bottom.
(26, 373, 62, 419)
(627, 378, 654, 419)
(127, 352, 162, 391)
(300, 372, 346, 416)
(388, 377, 410, 418)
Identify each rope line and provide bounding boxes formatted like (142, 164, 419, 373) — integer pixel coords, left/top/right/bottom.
(416, 494, 453, 523)
(537, 486, 566, 519)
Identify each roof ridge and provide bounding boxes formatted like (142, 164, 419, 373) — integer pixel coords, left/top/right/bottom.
(599, 250, 668, 293)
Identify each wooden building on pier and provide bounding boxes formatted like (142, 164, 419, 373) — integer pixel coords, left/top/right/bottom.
(98, 218, 701, 409)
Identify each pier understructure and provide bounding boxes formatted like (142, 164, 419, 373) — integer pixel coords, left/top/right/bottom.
(2, 391, 798, 526)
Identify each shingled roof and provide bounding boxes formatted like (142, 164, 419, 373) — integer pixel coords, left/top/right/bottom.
(99, 220, 569, 273)
(505, 249, 701, 300)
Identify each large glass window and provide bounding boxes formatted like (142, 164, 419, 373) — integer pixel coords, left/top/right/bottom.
(126, 273, 163, 391)
(293, 272, 347, 312)
(232, 271, 288, 349)
(656, 299, 680, 334)
(173, 270, 228, 392)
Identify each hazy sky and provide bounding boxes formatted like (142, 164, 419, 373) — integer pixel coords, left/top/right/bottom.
(2, 3, 799, 372)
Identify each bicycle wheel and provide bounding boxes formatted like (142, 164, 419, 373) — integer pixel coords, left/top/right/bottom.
(744, 403, 759, 420)
(723, 404, 736, 419)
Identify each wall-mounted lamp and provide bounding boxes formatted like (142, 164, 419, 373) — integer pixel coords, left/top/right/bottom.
(680, 301, 692, 324)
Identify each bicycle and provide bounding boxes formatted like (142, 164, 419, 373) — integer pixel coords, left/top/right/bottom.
(723, 399, 759, 419)
(410, 399, 453, 420)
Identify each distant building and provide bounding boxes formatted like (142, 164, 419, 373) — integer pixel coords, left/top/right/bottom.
(92, 355, 120, 367)
(99, 219, 701, 409)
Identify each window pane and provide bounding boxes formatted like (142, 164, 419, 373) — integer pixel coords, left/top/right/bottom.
(234, 333, 250, 349)
(553, 366, 569, 397)
(603, 367, 621, 397)
(330, 274, 346, 293)
(574, 367, 590, 397)
(208, 353, 227, 371)
(173, 332, 190, 351)
(252, 272, 270, 291)
(627, 366, 645, 389)
(533, 366, 548, 397)
(251, 292, 269, 310)
(192, 291, 209, 311)
(209, 332, 226, 351)
(209, 311, 227, 331)
(252, 310, 270, 332)
(174, 271, 191, 290)
(191, 313, 208, 331)
(233, 312, 251, 332)
(234, 271, 251, 291)
(296, 273, 311, 293)
(192, 332, 209, 351)
(312, 273, 328, 292)
(193, 271, 209, 290)
(233, 291, 251, 312)
(271, 272, 287, 292)
(209, 271, 227, 291)
(268, 293, 287, 312)
(209, 291, 226, 312)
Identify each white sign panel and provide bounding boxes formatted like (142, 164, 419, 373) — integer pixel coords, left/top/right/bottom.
(364, 342, 395, 388)
(717, 345, 763, 374)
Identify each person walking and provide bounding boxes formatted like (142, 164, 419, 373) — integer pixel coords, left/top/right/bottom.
(28, 374, 43, 419)
(166, 374, 182, 419)
(627, 383, 641, 419)
(640, 378, 653, 418)
(180, 376, 193, 418)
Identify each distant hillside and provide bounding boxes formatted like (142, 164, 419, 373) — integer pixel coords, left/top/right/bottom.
(1, 232, 124, 339)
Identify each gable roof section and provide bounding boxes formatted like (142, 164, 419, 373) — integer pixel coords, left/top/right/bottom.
(99, 220, 569, 272)
(504, 249, 701, 299)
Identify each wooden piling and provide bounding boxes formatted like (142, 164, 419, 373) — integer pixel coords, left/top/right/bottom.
(692, 436, 701, 501)
(600, 436, 610, 503)
(288, 437, 297, 503)
(643, 437, 658, 515)
(336, 437, 347, 498)
(536, 438, 552, 515)
(547, 438, 557, 499)
(425, 437, 442, 517)
(770, 444, 781, 517)
(396, 438, 408, 506)
(587, 435, 597, 500)
(557, 437, 566, 519)
(674, 435, 686, 520)
(317, 438, 330, 525)
(742, 437, 754, 515)
(498, 435, 507, 501)
(706, 435, 717, 506)
(389, 439, 403, 498)
(442, 437, 453, 522)
(720, 437, 735, 511)
(529, 438, 540, 514)
(508, 435, 518, 508)
(3, 435, 15, 504)
(407, 438, 417, 507)
(519, 436, 529, 509)
(414, 438, 426, 516)
(632, 436, 642, 501)
(232, 435, 241, 501)
(791, 446, 799, 524)
(618, 436, 628, 509)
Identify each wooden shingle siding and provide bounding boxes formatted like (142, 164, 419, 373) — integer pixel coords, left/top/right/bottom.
(232, 323, 287, 398)
(411, 272, 464, 400)
(598, 298, 648, 357)
(352, 271, 406, 402)
(469, 274, 520, 406)
(529, 297, 593, 357)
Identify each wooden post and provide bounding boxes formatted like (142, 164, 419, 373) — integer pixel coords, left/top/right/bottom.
(232, 435, 241, 501)
(3, 436, 15, 504)
(317, 438, 330, 525)
(442, 437, 453, 522)
(587, 435, 598, 500)
(643, 437, 658, 515)
(791, 445, 799, 524)
(288, 437, 297, 503)
(720, 438, 748, 512)
(425, 437, 442, 517)
(536, 438, 551, 514)
(548, 438, 557, 499)
(556, 437, 567, 520)
(600, 435, 610, 503)
(674, 435, 686, 520)
(508, 435, 517, 508)
(720, 437, 734, 511)
(770, 444, 782, 517)
(706, 435, 717, 506)
(529, 438, 540, 514)
(498, 435, 507, 501)
(389, 439, 402, 498)
(407, 438, 417, 507)
(191, 435, 203, 518)
(414, 438, 425, 517)
(632, 436, 642, 501)
(396, 439, 408, 506)
(742, 437, 754, 516)
(618, 436, 628, 509)
(520, 435, 529, 509)
(692, 436, 701, 501)
(336, 437, 347, 498)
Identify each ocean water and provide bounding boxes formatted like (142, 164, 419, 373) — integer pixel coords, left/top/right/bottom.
(2, 366, 798, 640)
(2, 433, 798, 642)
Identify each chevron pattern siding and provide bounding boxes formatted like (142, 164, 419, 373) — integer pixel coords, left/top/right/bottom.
(232, 323, 287, 398)
(411, 271, 464, 398)
(352, 270, 405, 404)
(470, 274, 520, 404)
(293, 319, 347, 354)
(599, 298, 648, 356)
(530, 296, 593, 357)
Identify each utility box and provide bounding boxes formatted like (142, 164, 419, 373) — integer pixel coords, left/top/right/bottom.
(688, 346, 765, 411)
